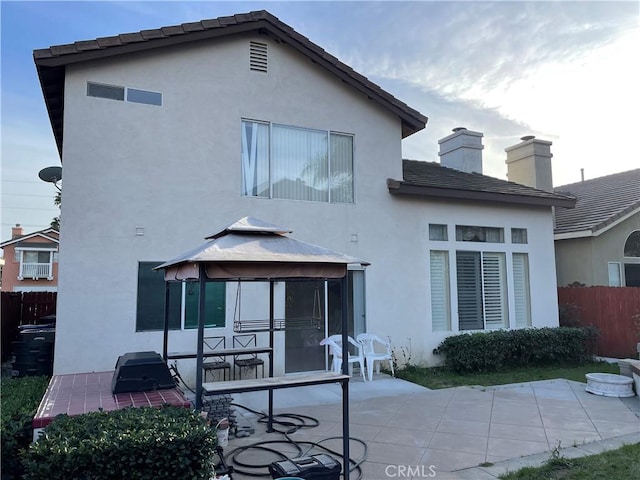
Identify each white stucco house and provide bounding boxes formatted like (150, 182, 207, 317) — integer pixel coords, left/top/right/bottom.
(34, 11, 575, 380)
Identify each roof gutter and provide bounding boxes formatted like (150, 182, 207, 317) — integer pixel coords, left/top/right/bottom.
(387, 179, 577, 208)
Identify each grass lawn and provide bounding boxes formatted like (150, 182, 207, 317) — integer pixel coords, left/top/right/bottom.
(499, 442, 640, 479)
(395, 360, 620, 390)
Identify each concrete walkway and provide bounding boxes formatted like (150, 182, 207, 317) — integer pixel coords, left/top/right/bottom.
(219, 375, 640, 479)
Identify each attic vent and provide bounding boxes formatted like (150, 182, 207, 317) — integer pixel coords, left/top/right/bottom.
(249, 41, 268, 73)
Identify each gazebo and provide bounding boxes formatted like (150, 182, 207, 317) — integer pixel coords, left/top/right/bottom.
(155, 217, 369, 477)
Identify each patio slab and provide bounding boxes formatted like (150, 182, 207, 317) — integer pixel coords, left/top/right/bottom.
(219, 376, 638, 479)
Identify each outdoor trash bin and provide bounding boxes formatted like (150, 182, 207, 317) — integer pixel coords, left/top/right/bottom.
(269, 454, 341, 480)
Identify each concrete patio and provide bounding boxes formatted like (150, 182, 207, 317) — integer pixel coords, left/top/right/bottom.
(218, 374, 640, 479)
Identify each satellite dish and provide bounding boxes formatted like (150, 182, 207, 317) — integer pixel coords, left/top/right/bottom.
(38, 166, 62, 184)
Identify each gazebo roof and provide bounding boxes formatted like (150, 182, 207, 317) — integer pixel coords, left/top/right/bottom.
(156, 217, 369, 280)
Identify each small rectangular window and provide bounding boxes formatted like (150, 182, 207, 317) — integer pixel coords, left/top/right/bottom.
(127, 88, 162, 106)
(429, 224, 448, 241)
(87, 82, 124, 101)
(608, 262, 622, 287)
(511, 228, 528, 244)
(456, 225, 504, 243)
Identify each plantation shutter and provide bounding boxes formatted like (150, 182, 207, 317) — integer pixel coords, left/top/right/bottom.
(513, 253, 531, 327)
(456, 251, 483, 330)
(430, 251, 450, 331)
(482, 252, 508, 329)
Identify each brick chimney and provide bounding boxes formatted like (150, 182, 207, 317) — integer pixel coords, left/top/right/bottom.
(505, 136, 553, 192)
(11, 224, 23, 239)
(438, 127, 484, 174)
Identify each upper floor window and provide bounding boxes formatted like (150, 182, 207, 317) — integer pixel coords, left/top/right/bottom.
(87, 82, 162, 106)
(624, 231, 640, 257)
(16, 249, 55, 280)
(241, 120, 354, 203)
(456, 225, 504, 243)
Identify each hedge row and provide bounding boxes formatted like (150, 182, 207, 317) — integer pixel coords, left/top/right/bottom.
(23, 406, 217, 480)
(1, 375, 50, 480)
(434, 327, 597, 373)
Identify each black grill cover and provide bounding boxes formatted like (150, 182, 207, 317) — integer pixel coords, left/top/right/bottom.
(269, 454, 341, 480)
(111, 351, 175, 394)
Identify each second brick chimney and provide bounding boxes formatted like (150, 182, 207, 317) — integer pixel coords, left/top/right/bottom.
(11, 224, 24, 239)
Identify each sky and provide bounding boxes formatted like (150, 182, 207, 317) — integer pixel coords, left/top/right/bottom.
(1, 0, 639, 245)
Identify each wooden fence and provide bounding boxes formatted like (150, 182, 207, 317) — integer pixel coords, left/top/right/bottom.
(1, 291, 57, 362)
(558, 287, 640, 359)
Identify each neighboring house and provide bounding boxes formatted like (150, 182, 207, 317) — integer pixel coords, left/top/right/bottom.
(33, 11, 574, 377)
(552, 169, 640, 287)
(0, 225, 60, 292)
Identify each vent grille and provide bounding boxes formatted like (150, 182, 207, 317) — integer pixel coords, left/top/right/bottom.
(249, 41, 268, 73)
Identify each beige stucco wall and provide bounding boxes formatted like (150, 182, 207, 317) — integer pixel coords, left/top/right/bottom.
(555, 212, 640, 287)
(54, 33, 561, 377)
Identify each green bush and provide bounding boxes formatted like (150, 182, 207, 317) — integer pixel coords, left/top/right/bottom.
(22, 406, 217, 480)
(434, 327, 597, 373)
(1, 375, 49, 480)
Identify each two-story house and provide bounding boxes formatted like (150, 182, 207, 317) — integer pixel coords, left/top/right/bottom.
(34, 11, 574, 378)
(0, 225, 59, 292)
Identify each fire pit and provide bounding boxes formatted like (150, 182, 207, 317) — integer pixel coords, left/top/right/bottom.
(585, 372, 635, 398)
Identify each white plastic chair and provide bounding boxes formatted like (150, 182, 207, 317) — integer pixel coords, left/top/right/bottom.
(320, 334, 366, 381)
(357, 333, 395, 381)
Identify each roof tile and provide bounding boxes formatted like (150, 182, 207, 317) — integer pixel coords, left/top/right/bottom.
(160, 25, 185, 36)
(74, 40, 101, 51)
(398, 159, 574, 204)
(96, 36, 124, 47)
(554, 169, 640, 235)
(118, 32, 145, 44)
(181, 21, 205, 32)
(140, 29, 166, 40)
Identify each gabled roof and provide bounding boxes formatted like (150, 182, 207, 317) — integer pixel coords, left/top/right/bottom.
(34, 10, 428, 157)
(387, 160, 576, 208)
(0, 228, 60, 248)
(554, 168, 640, 238)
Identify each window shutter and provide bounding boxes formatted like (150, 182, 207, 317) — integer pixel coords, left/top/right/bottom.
(513, 253, 531, 327)
(430, 251, 450, 331)
(482, 252, 507, 329)
(456, 251, 483, 330)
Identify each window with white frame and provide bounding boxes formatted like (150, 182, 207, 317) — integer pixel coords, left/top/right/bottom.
(430, 251, 451, 331)
(456, 251, 508, 330)
(429, 222, 533, 332)
(241, 120, 354, 203)
(512, 253, 531, 327)
(608, 262, 622, 287)
(16, 249, 55, 280)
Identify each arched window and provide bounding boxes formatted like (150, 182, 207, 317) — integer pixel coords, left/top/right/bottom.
(624, 230, 640, 257)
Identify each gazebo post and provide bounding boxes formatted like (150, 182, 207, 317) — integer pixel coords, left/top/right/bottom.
(341, 273, 350, 479)
(195, 264, 206, 410)
(162, 281, 170, 362)
(267, 279, 275, 432)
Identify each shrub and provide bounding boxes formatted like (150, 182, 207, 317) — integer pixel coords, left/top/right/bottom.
(433, 327, 597, 373)
(22, 406, 217, 480)
(1, 375, 49, 480)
